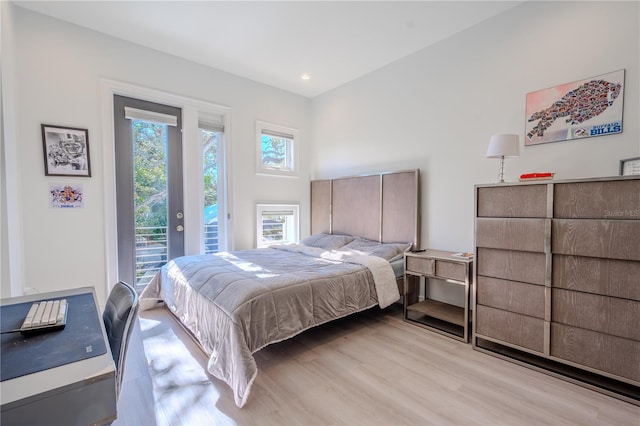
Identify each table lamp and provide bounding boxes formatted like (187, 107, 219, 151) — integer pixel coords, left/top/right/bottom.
(486, 134, 520, 183)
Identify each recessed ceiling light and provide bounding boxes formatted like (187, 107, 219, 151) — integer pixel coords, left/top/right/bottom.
(301, 74, 311, 80)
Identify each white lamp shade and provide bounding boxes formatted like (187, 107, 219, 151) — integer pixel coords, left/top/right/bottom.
(486, 134, 520, 158)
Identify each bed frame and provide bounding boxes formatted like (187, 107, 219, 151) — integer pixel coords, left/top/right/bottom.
(310, 169, 420, 249)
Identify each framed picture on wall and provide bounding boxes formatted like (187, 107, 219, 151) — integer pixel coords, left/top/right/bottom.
(525, 69, 625, 146)
(50, 183, 84, 208)
(620, 157, 640, 176)
(41, 124, 91, 177)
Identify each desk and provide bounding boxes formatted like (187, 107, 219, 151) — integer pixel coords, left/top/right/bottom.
(1, 287, 116, 425)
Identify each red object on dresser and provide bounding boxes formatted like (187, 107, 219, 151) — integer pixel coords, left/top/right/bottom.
(520, 172, 554, 181)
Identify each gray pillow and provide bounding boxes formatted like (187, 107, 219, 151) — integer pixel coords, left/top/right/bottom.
(342, 237, 411, 262)
(300, 233, 355, 250)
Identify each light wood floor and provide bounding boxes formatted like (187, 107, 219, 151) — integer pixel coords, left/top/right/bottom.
(113, 304, 639, 425)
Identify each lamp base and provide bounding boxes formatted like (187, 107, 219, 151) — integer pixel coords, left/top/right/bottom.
(497, 156, 506, 183)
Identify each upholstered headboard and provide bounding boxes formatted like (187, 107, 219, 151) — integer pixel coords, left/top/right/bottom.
(310, 170, 420, 249)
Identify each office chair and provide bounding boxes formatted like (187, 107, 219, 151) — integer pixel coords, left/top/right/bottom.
(103, 281, 139, 399)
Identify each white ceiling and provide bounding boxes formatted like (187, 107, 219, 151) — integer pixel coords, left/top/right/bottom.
(13, 1, 522, 98)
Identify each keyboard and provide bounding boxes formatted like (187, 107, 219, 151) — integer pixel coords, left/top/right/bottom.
(20, 299, 68, 335)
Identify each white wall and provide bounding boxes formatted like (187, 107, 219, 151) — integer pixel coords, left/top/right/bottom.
(1, 0, 24, 298)
(5, 6, 311, 301)
(4, 1, 639, 305)
(311, 1, 639, 255)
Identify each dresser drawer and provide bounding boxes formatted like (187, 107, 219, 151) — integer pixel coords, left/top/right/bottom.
(435, 260, 467, 281)
(553, 255, 640, 301)
(554, 180, 640, 219)
(552, 289, 640, 341)
(476, 218, 547, 252)
(477, 248, 547, 285)
(477, 184, 548, 218)
(405, 256, 434, 275)
(551, 323, 640, 383)
(477, 276, 545, 319)
(552, 219, 640, 261)
(476, 305, 545, 353)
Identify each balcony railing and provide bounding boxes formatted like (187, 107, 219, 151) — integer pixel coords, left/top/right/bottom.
(135, 226, 168, 286)
(204, 223, 219, 254)
(135, 223, 220, 286)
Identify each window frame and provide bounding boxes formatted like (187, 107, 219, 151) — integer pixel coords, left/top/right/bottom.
(101, 79, 232, 292)
(255, 121, 299, 178)
(256, 203, 300, 248)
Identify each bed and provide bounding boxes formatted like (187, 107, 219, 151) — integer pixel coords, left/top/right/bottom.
(140, 170, 420, 407)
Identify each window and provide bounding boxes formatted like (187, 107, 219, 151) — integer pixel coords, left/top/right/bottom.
(256, 204, 299, 248)
(200, 119, 223, 254)
(256, 121, 298, 177)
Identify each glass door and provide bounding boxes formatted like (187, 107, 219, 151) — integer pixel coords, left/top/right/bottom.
(201, 125, 221, 254)
(114, 95, 184, 288)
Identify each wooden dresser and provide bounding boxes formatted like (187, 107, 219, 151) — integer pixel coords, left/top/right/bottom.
(473, 176, 639, 405)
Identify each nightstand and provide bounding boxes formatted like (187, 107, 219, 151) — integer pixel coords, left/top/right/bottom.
(404, 249, 473, 342)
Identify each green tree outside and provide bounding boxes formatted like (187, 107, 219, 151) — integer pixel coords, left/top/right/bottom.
(132, 122, 219, 227)
(133, 121, 168, 229)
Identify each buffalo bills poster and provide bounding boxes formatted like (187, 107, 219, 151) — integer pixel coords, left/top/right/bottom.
(525, 70, 624, 145)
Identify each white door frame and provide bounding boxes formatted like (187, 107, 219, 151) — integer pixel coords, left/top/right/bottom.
(100, 79, 232, 291)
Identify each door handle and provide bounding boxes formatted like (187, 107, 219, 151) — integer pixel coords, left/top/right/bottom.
(176, 225, 184, 232)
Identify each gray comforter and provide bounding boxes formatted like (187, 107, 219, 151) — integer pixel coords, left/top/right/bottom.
(140, 243, 400, 407)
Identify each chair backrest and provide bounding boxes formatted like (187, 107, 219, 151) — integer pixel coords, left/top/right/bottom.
(103, 281, 139, 398)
